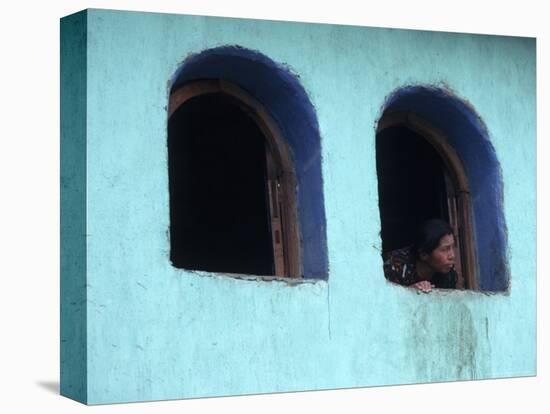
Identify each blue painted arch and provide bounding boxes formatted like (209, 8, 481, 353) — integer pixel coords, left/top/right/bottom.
(169, 46, 329, 279)
(379, 85, 509, 292)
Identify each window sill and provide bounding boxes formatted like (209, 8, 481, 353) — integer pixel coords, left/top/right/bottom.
(179, 268, 323, 286)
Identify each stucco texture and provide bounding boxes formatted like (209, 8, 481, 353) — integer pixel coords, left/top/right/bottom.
(61, 9, 536, 405)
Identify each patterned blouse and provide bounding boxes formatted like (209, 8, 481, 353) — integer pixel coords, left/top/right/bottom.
(383, 246, 457, 289)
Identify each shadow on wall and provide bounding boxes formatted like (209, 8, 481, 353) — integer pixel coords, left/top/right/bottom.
(36, 380, 59, 395)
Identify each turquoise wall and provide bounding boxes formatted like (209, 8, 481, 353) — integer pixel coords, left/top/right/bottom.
(60, 10, 87, 403)
(61, 9, 536, 405)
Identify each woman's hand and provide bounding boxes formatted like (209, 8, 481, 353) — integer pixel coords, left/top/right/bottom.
(412, 280, 434, 293)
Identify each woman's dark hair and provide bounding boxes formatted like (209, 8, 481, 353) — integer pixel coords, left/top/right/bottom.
(412, 219, 454, 258)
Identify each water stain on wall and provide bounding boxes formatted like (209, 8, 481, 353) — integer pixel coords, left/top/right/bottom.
(408, 300, 480, 382)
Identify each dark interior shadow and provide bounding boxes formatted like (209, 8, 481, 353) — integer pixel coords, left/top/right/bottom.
(36, 380, 59, 394)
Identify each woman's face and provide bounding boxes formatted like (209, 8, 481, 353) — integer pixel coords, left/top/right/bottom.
(422, 234, 456, 274)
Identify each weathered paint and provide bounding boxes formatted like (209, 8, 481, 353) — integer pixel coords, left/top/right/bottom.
(60, 9, 536, 405)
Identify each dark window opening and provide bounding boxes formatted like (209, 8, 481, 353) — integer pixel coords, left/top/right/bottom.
(376, 125, 450, 254)
(168, 92, 278, 275)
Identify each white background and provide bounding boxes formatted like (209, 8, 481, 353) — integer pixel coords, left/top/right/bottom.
(0, 0, 547, 412)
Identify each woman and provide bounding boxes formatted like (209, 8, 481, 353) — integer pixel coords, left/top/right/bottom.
(383, 219, 458, 293)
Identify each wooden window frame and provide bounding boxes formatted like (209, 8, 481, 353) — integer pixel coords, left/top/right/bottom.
(168, 79, 302, 278)
(377, 112, 479, 290)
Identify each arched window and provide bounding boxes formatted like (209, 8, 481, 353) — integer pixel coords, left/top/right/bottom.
(376, 86, 509, 292)
(168, 80, 299, 277)
(167, 46, 329, 280)
(377, 113, 477, 289)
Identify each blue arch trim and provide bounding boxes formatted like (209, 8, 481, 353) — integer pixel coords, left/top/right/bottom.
(170, 46, 329, 279)
(382, 86, 509, 291)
